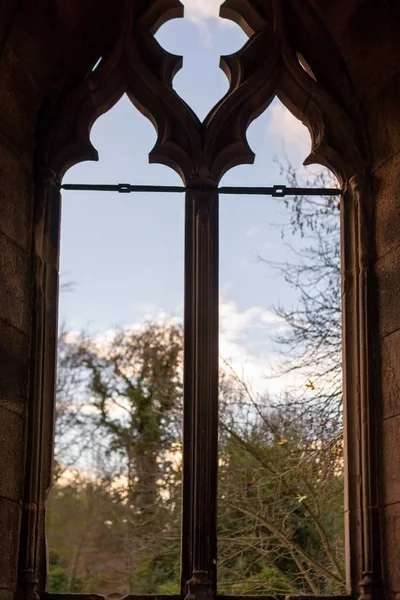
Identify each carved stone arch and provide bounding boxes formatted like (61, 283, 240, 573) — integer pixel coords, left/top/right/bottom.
(37, 0, 369, 187)
(38, 0, 203, 183)
(217, 0, 369, 186)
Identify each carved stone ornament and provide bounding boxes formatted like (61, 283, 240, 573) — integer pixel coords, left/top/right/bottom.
(38, 0, 368, 187)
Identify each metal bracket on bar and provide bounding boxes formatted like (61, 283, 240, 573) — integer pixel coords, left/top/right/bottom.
(118, 183, 132, 193)
(273, 185, 286, 197)
(60, 183, 342, 197)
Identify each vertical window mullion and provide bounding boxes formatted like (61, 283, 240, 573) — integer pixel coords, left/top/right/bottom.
(182, 187, 219, 600)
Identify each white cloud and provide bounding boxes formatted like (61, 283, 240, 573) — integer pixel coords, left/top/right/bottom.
(65, 299, 303, 402)
(182, 0, 223, 24)
(121, 301, 298, 398)
(266, 101, 311, 161)
(219, 299, 283, 339)
(180, 0, 234, 43)
(218, 299, 297, 397)
(265, 101, 339, 185)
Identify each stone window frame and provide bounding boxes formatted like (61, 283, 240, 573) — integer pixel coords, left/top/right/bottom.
(16, 2, 382, 600)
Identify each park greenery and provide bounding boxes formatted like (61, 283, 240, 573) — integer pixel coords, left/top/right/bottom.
(47, 167, 344, 596)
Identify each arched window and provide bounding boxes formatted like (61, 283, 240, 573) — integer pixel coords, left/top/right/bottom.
(21, 2, 380, 600)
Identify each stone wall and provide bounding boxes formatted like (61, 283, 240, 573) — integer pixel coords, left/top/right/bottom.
(341, 5, 400, 595)
(373, 109, 400, 597)
(0, 1, 399, 598)
(0, 3, 35, 597)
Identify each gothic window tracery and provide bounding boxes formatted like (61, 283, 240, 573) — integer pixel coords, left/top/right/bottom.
(22, 2, 380, 599)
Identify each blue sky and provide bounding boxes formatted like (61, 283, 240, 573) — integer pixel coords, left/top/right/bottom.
(59, 1, 316, 397)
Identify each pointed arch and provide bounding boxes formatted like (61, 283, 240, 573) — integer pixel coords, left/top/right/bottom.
(21, 2, 381, 599)
(38, 0, 369, 187)
(217, 0, 369, 186)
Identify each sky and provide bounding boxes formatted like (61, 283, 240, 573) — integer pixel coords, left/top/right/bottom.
(59, 0, 318, 398)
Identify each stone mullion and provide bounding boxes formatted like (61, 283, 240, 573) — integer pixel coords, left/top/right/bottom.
(182, 188, 219, 600)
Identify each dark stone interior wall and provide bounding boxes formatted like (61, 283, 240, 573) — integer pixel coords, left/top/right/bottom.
(0, 1, 399, 598)
(338, 5, 400, 596)
(0, 3, 63, 597)
(313, 2, 400, 595)
(374, 118, 400, 595)
(0, 3, 35, 598)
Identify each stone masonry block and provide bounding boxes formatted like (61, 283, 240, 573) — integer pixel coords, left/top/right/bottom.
(375, 246, 400, 339)
(0, 43, 37, 157)
(363, 90, 395, 172)
(0, 320, 29, 411)
(0, 498, 20, 590)
(0, 231, 30, 334)
(380, 329, 400, 420)
(0, 137, 33, 252)
(0, 405, 24, 501)
(381, 502, 400, 592)
(374, 152, 400, 259)
(380, 414, 400, 507)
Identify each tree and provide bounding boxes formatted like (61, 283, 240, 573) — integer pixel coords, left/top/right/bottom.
(48, 551, 84, 593)
(216, 162, 344, 595)
(218, 387, 345, 595)
(49, 164, 345, 595)
(50, 318, 345, 595)
(53, 329, 93, 482)
(259, 163, 342, 422)
(49, 322, 183, 594)
(47, 474, 119, 593)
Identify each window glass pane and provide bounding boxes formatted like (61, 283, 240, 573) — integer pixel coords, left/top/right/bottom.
(218, 100, 344, 595)
(48, 96, 184, 595)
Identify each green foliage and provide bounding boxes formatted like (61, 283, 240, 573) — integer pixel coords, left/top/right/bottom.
(219, 567, 292, 596)
(48, 552, 84, 593)
(48, 389, 344, 595)
(217, 403, 345, 595)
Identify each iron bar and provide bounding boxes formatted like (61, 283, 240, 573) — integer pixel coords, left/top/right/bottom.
(61, 183, 186, 193)
(61, 183, 341, 197)
(219, 185, 340, 196)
